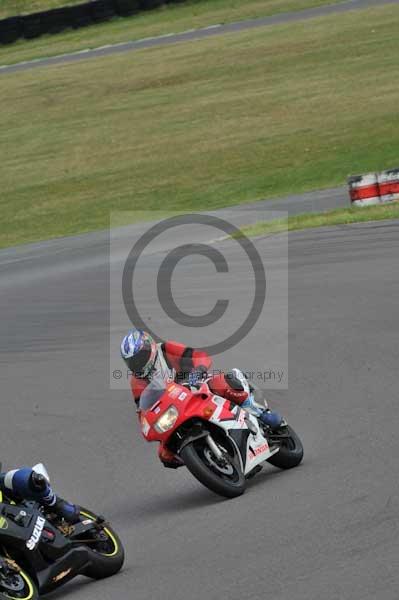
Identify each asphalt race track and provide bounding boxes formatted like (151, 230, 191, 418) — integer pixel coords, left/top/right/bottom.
(1, 206, 399, 599)
(1, 0, 399, 75)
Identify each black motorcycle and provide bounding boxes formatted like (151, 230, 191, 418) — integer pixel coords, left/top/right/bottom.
(0, 464, 124, 599)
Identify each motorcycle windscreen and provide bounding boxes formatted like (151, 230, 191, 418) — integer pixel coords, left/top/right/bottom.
(139, 374, 169, 411)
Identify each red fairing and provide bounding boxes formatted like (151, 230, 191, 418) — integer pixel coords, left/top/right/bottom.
(208, 373, 248, 405)
(140, 381, 237, 446)
(130, 376, 148, 403)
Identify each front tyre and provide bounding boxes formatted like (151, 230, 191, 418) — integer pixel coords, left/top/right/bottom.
(267, 425, 304, 469)
(78, 508, 124, 580)
(180, 436, 246, 499)
(0, 558, 39, 600)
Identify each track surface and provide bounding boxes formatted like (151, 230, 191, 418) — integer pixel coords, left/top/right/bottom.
(1, 0, 399, 74)
(1, 209, 399, 599)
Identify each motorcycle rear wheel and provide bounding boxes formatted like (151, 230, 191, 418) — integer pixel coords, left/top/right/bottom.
(180, 436, 246, 498)
(267, 425, 304, 469)
(78, 508, 125, 580)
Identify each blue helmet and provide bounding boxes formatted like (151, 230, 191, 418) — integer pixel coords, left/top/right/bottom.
(120, 329, 157, 377)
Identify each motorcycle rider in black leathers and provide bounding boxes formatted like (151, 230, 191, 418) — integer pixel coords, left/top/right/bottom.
(0, 467, 79, 523)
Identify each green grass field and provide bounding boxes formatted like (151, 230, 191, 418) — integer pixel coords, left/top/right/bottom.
(0, 0, 344, 65)
(234, 203, 399, 237)
(1, 4, 399, 249)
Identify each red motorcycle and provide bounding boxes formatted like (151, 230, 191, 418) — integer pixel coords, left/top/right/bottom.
(138, 375, 303, 498)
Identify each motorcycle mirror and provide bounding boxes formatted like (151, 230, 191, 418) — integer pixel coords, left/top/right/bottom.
(32, 463, 51, 483)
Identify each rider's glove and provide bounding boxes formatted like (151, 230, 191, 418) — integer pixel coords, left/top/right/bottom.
(188, 365, 208, 386)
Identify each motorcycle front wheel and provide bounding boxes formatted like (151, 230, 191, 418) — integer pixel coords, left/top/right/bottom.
(180, 435, 246, 499)
(0, 557, 39, 600)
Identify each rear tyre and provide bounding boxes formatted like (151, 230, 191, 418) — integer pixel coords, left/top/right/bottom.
(78, 508, 124, 579)
(180, 436, 246, 499)
(267, 425, 304, 469)
(0, 557, 39, 600)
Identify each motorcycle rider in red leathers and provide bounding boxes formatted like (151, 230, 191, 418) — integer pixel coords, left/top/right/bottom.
(121, 329, 282, 468)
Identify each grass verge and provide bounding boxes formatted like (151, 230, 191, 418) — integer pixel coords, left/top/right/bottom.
(234, 203, 399, 237)
(0, 0, 345, 65)
(1, 4, 399, 249)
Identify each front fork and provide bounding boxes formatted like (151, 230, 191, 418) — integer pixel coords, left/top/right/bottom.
(205, 435, 224, 461)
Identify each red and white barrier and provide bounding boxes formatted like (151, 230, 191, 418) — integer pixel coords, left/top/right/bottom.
(348, 173, 380, 207)
(378, 168, 399, 204)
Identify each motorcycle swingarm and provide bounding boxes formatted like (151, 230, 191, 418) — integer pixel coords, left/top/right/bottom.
(36, 546, 91, 594)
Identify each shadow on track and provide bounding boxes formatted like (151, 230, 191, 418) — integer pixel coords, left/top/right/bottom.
(244, 462, 307, 492)
(47, 577, 94, 600)
(114, 485, 226, 524)
(112, 460, 308, 524)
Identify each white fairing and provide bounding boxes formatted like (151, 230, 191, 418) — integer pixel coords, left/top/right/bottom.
(209, 396, 279, 475)
(32, 463, 51, 483)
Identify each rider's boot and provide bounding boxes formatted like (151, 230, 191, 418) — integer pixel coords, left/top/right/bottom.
(51, 497, 80, 523)
(258, 408, 283, 430)
(241, 395, 283, 431)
